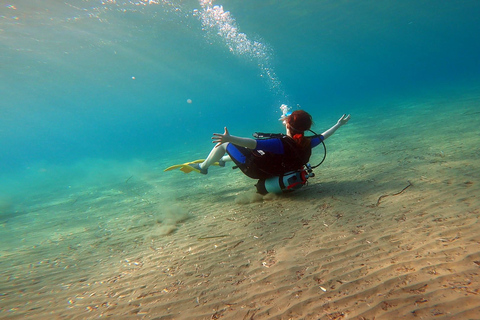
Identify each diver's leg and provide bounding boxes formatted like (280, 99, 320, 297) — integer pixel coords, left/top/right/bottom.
(200, 143, 228, 169)
(188, 143, 231, 174)
(220, 155, 232, 162)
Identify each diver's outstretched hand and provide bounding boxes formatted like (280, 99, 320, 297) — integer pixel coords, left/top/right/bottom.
(212, 127, 231, 148)
(212, 127, 257, 149)
(338, 114, 351, 126)
(320, 114, 351, 140)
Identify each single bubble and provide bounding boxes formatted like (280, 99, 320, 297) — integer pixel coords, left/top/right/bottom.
(187, 99, 192, 104)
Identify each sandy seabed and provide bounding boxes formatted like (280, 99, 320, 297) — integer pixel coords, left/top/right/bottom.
(1, 92, 480, 320)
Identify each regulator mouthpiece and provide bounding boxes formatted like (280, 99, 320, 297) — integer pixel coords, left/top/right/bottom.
(279, 104, 292, 123)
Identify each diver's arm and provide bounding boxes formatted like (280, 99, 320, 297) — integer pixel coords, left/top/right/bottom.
(212, 127, 257, 149)
(321, 114, 351, 140)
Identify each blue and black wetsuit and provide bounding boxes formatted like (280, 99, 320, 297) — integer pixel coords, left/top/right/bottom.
(226, 135, 323, 180)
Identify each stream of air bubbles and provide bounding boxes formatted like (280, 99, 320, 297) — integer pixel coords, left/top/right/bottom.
(195, 0, 287, 103)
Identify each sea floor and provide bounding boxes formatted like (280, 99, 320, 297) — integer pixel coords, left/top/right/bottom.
(1, 89, 480, 319)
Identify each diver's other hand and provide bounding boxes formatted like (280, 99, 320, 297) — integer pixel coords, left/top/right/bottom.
(212, 127, 230, 147)
(338, 114, 351, 126)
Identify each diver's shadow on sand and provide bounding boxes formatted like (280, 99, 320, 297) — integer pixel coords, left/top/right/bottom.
(295, 177, 414, 206)
(209, 179, 373, 204)
(208, 175, 412, 207)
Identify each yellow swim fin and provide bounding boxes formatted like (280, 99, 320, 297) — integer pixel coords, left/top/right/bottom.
(164, 160, 221, 174)
(164, 159, 204, 173)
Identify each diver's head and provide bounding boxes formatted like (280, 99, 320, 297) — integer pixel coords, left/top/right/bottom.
(286, 110, 313, 135)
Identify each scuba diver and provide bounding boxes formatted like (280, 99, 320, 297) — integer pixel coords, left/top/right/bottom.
(164, 109, 350, 194)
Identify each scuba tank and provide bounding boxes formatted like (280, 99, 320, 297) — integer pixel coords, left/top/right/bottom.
(255, 164, 315, 195)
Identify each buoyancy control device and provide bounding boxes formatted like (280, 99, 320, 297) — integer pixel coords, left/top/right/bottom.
(251, 104, 326, 195)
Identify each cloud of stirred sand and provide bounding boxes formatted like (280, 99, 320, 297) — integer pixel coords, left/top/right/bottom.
(235, 190, 277, 204)
(137, 203, 191, 239)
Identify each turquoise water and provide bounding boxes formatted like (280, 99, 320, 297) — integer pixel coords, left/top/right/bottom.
(2, 1, 479, 175)
(1, 1, 480, 318)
